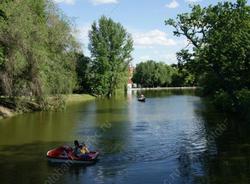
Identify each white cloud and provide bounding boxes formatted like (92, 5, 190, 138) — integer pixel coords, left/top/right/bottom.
(76, 25, 91, 43)
(53, 0, 75, 5)
(73, 24, 91, 54)
(185, 0, 202, 4)
(135, 53, 177, 64)
(165, 0, 179, 9)
(159, 53, 177, 64)
(132, 29, 177, 47)
(75, 26, 180, 64)
(139, 55, 151, 61)
(91, 0, 118, 5)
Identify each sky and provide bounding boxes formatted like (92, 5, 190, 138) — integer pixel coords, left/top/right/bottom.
(53, 0, 236, 65)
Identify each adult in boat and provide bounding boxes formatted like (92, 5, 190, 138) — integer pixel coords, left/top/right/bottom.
(74, 140, 82, 157)
(138, 94, 146, 102)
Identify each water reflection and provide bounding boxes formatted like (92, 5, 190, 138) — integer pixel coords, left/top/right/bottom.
(197, 103, 250, 183)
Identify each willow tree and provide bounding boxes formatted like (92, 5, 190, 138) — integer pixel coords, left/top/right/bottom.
(88, 16, 133, 97)
(0, 0, 79, 109)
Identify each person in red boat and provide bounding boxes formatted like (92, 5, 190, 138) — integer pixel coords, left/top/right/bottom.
(74, 140, 91, 159)
(74, 140, 82, 157)
(81, 143, 90, 154)
(47, 140, 99, 163)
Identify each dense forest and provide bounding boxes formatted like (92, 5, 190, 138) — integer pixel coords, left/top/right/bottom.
(132, 60, 195, 88)
(0, 1, 132, 113)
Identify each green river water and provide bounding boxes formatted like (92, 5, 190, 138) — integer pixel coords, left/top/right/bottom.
(0, 90, 249, 184)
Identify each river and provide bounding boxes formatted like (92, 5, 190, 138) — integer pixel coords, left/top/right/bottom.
(0, 90, 249, 184)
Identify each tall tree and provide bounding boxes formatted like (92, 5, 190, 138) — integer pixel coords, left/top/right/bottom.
(88, 16, 133, 96)
(166, 0, 250, 94)
(166, 0, 250, 112)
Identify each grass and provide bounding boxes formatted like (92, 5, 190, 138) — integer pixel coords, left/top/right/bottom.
(64, 94, 95, 104)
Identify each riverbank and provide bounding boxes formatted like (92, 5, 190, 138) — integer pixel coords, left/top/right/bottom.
(0, 94, 95, 120)
(0, 106, 15, 119)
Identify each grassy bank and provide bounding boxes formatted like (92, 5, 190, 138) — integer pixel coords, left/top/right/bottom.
(64, 94, 95, 104)
(0, 94, 95, 120)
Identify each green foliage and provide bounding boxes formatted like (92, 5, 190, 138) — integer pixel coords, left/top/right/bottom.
(171, 63, 196, 87)
(75, 54, 92, 93)
(212, 90, 234, 112)
(235, 89, 250, 118)
(0, 0, 79, 108)
(132, 58, 196, 88)
(132, 60, 173, 87)
(166, 0, 250, 114)
(88, 16, 133, 96)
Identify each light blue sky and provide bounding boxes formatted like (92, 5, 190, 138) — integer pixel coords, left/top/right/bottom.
(53, 0, 237, 65)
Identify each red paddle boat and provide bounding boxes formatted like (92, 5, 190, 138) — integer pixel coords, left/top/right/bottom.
(46, 145, 99, 165)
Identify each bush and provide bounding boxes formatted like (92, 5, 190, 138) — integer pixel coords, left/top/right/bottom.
(235, 89, 250, 118)
(212, 90, 234, 112)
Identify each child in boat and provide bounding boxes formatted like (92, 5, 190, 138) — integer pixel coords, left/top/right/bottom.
(80, 143, 91, 159)
(80, 143, 90, 154)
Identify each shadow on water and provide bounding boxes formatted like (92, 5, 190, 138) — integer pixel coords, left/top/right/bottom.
(160, 93, 250, 184)
(188, 99, 250, 183)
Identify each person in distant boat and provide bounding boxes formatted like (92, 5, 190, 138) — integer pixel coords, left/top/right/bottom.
(73, 140, 82, 157)
(81, 143, 90, 154)
(140, 94, 145, 99)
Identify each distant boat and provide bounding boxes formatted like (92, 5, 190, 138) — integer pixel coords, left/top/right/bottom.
(138, 97, 146, 102)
